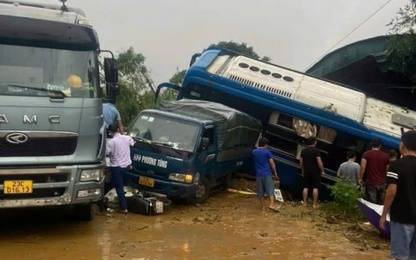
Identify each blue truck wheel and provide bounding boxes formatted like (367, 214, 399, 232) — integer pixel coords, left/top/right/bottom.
(187, 177, 211, 204)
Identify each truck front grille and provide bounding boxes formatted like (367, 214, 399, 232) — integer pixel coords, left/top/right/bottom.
(0, 137, 77, 157)
(0, 173, 69, 183)
(0, 188, 66, 199)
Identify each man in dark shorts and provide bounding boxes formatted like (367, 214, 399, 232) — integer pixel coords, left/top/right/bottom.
(300, 136, 325, 208)
(359, 137, 389, 205)
(380, 130, 416, 260)
(252, 137, 279, 212)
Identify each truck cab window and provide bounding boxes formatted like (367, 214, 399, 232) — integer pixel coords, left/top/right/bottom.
(0, 45, 98, 98)
(203, 127, 215, 146)
(130, 113, 200, 152)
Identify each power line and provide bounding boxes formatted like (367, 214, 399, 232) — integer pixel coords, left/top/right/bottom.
(306, 0, 393, 70)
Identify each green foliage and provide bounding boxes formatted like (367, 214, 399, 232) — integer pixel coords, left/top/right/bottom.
(114, 47, 156, 127)
(387, 4, 416, 82)
(117, 47, 147, 87)
(169, 69, 187, 85)
(157, 68, 186, 104)
(324, 179, 364, 219)
(116, 82, 155, 128)
(209, 41, 271, 61)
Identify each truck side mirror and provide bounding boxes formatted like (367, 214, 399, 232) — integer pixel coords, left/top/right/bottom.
(200, 137, 210, 150)
(106, 82, 120, 98)
(104, 58, 118, 83)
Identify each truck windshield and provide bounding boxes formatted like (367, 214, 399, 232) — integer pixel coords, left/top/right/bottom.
(0, 44, 98, 98)
(129, 113, 200, 153)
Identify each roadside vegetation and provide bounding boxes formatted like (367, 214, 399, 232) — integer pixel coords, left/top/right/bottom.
(321, 180, 365, 221)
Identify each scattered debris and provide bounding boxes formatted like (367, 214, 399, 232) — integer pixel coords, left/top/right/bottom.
(227, 189, 256, 195)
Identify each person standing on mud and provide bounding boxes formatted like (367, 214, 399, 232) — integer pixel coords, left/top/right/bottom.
(252, 137, 280, 212)
(300, 136, 325, 208)
(380, 130, 416, 260)
(337, 151, 360, 185)
(106, 124, 134, 213)
(359, 138, 389, 205)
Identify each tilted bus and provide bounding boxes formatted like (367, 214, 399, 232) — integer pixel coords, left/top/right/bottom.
(156, 48, 416, 199)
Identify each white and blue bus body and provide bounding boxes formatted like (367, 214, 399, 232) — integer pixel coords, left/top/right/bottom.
(156, 48, 416, 200)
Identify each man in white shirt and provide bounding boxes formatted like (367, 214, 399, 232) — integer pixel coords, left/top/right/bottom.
(106, 124, 134, 213)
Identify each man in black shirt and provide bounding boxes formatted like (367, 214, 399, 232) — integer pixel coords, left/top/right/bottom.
(380, 130, 416, 260)
(300, 136, 325, 208)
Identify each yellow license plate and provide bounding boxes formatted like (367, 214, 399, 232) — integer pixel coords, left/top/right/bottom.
(138, 176, 154, 188)
(4, 180, 33, 194)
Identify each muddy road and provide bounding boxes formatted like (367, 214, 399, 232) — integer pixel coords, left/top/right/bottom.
(0, 190, 389, 260)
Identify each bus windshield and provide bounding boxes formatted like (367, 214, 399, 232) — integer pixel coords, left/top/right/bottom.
(0, 44, 98, 98)
(129, 113, 200, 153)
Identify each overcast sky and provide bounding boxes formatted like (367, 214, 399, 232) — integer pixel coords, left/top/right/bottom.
(63, 0, 409, 84)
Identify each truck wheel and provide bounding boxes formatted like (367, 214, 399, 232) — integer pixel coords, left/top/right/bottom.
(188, 178, 211, 204)
(74, 204, 94, 221)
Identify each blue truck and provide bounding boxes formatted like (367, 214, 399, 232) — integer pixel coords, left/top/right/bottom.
(126, 99, 262, 204)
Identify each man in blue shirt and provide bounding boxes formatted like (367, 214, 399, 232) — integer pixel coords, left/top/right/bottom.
(252, 137, 279, 212)
(103, 98, 124, 135)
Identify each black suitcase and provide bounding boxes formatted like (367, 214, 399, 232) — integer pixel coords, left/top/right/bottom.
(126, 195, 164, 215)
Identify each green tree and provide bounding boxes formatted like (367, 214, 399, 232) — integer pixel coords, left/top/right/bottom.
(157, 68, 186, 103)
(209, 41, 271, 62)
(114, 47, 156, 127)
(387, 3, 416, 82)
(169, 69, 187, 85)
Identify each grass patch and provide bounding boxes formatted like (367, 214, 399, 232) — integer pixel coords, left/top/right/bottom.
(321, 180, 365, 221)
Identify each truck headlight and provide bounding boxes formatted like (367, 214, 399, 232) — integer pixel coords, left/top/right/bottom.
(77, 189, 101, 198)
(80, 169, 103, 182)
(169, 173, 195, 183)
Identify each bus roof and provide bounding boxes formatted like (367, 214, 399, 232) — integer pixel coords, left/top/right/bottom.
(207, 53, 366, 122)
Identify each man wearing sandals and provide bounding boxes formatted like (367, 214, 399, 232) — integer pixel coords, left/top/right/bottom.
(106, 124, 135, 213)
(252, 137, 280, 212)
(300, 136, 325, 208)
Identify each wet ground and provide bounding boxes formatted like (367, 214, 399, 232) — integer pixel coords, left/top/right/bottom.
(0, 184, 389, 260)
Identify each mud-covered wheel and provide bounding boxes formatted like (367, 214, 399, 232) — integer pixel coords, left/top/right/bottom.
(187, 177, 211, 204)
(74, 204, 94, 221)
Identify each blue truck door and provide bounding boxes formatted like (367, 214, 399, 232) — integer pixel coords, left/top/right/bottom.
(200, 126, 216, 178)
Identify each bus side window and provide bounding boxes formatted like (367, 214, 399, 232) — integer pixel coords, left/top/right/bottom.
(325, 132, 366, 171)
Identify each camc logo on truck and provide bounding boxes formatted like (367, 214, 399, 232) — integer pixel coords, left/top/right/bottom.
(133, 154, 168, 168)
(5, 133, 29, 144)
(0, 114, 60, 124)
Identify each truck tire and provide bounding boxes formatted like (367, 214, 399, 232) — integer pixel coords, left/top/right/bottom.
(187, 177, 211, 204)
(74, 204, 94, 221)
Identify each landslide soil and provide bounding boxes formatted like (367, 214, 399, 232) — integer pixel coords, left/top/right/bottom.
(0, 179, 389, 260)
